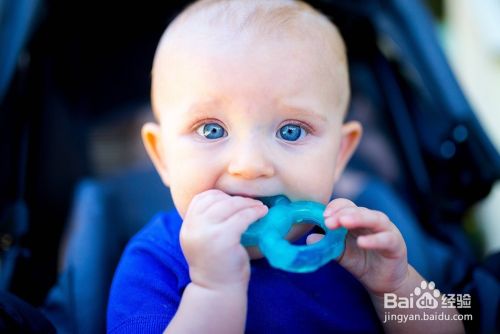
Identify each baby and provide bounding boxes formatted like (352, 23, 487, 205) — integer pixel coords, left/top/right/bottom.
(107, 0, 464, 333)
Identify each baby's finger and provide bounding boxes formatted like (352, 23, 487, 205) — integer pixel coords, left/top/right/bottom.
(356, 231, 402, 256)
(306, 233, 324, 245)
(206, 196, 265, 222)
(323, 198, 356, 228)
(224, 205, 269, 236)
(324, 198, 356, 217)
(189, 189, 228, 213)
(336, 207, 393, 233)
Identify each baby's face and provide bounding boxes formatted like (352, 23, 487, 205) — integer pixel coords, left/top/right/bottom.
(146, 33, 360, 246)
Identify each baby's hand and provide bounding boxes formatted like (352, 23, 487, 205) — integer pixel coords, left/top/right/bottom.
(309, 198, 409, 297)
(180, 189, 268, 291)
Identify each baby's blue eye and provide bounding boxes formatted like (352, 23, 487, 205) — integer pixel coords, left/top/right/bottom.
(196, 123, 227, 139)
(277, 124, 306, 141)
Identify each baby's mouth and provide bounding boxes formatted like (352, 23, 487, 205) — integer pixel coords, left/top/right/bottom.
(255, 195, 290, 208)
(225, 192, 288, 209)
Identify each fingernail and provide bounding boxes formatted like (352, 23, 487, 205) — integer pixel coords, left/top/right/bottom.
(323, 208, 332, 216)
(325, 216, 335, 227)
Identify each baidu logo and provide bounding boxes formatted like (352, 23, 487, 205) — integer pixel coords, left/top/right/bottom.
(414, 281, 440, 309)
(383, 280, 473, 323)
(384, 281, 445, 309)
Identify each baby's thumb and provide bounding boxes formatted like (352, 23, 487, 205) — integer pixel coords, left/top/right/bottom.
(306, 233, 324, 245)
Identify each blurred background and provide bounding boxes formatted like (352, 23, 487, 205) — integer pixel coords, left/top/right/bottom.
(439, 0, 500, 254)
(0, 1, 185, 306)
(0, 0, 499, 332)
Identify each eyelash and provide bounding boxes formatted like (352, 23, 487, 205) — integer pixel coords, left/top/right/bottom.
(191, 118, 224, 131)
(192, 119, 314, 138)
(192, 119, 227, 140)
(278, 120, 314, 135)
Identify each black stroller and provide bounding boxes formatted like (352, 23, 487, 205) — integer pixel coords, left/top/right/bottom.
(1, 0, 499, 333)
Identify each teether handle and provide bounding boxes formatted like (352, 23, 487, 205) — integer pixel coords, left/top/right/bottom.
(259, 202, 347, 273)
(241, 199, 347, 273)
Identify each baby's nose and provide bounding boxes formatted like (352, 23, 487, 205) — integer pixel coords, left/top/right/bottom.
(227, 140, 275, 179)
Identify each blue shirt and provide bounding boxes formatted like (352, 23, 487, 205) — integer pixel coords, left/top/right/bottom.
(107, 210, 382, 333)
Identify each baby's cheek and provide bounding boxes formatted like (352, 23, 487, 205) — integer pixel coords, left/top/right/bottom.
(169, 181, 204, 219)
(292, 182, 334, 205)
(306, 173, 337, 204)
(286, 162, 336, 205)
(169, 189, 190, 219)
(169, 169, 217, 217)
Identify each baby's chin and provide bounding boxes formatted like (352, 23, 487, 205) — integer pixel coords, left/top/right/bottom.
(244, 223, 315, 260)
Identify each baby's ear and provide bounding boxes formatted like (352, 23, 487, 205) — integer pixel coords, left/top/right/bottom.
(142, 122, 170, 186)
(333, 121, 362, 183)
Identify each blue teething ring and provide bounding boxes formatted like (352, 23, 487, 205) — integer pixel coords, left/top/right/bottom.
(241, 196, 347, 273)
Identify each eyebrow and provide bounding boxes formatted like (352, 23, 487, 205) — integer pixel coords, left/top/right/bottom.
(184, 98, 328, 123)
(185, 98, 225, 115)
(278, 104, 328, 123)
(181, 100, 222, 124)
